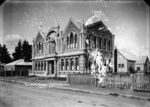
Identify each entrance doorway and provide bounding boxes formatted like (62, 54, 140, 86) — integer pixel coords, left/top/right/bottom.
(48, 61, 54, 75)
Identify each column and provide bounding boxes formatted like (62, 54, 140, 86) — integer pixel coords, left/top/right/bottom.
(64, 58, 66, 71)
(106, 39, 108, 51)
(80, 55, 86, 73)
(74, 57, 76, 71)
(101, 38, 102, 51)
(46, 61, 48, 75)
(80, 34, 82, 49)
(36, 61, 39, 71)
(54, 60, 57, 76)
(39, 61, 41, 71)
(69, 58, 71, 72)
(32, 61, 34, 75)
(42, 61, 44, 71)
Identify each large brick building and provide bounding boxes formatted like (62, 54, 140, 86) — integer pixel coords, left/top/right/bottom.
(31, 18, 115, 77)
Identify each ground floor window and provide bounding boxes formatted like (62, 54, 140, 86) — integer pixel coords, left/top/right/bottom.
(75, 57, 79, 70)
(44, 61, 46, 70)
(137, 67, 140, 71)
(70, 58, 74, 70)
(61, 59, 64, 70)
(66, 59, 69, 70)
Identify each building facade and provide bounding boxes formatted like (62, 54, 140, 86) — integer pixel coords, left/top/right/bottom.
(115, 49, 136, 73)
(135, 56, 149, 73)
(32, 18, 114, 77)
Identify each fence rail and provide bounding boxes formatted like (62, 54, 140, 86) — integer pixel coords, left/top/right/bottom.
(67, 73, 150, 92)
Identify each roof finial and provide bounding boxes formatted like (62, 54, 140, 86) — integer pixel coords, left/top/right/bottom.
(39, 22, 42, 30)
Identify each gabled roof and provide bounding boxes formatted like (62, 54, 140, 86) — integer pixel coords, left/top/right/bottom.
(118, 49, 138, 61)
(135, 56, 149, 64)
(35, 29, 45, 41)
(64, 18, 82, 33)
(5, 59, 32, 66)
(85, 21, 113, 36)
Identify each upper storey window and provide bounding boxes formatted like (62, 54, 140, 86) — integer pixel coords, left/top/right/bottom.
(75, 34, 77, 48)
(70, 32, 74, 48)
(36, 41, 43, 54)
(67, 36, 69, 49)
(46, 32, 56, 54)
(67, 32, 78, 49)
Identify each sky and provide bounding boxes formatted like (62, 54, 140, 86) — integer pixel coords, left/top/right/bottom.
(0, 0, 149, 58)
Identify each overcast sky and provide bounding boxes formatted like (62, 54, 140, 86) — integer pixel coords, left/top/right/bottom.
(0, 0, 149, 57)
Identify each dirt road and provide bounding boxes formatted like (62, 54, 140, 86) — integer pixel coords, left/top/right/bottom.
(0, 81, 149, 107)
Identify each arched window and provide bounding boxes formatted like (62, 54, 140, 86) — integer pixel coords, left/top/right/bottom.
(41, 62, 43, 71)
(104, 39, 106, 50)
(41, 42, 43, 53)
(39, 41, 41, 50)
(94, 36, 96, 48)
(37, 44, 38, 53)
(38, 62, 40, 71)
(44, 61, 46, 71)
(66, 59, 69, 70)
(70, 58, 74, 70)
(61, 59, 64, 70)
(70, 32, 74, 48)
(108, 40, 111, 51)
(67, 36, 69, 49)
(99, 37, 102, 49)
(75, 58, 79, 70)
(75, 34, 77, 48)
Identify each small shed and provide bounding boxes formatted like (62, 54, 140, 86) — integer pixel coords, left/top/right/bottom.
(4, 59, 32, 76)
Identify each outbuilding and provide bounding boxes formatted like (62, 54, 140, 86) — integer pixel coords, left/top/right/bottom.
(4, 59, 32, 76)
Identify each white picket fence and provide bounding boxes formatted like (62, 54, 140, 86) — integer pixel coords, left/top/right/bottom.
(67, 73, 150, 91)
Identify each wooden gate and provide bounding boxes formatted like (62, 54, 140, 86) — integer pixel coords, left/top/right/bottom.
(131, 73, 150, 92)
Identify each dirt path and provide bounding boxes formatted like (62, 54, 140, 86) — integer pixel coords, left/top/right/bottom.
(0, 81, 149, 107)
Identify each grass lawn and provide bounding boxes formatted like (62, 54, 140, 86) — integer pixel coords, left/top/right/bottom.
(0, 76, 67, 84)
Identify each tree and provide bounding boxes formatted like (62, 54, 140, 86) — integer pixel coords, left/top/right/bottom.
(0, 44, 2, 63)
(0, 44, 12, 64)
(22, 40, 32, 62)
(128, 65, 136, 74)
(12, 39, 23, 61)
(12, 39, 32, 62)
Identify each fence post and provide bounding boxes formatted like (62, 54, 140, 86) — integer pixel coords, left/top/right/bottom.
(131, 74, 134, 91)
(67, 74, 69, 84)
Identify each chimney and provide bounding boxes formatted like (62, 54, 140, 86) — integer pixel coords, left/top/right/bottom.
(114, 48, 118, 73)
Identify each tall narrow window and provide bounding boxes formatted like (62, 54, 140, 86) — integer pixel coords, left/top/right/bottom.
(41, 62, 43, 71)
(70, 58, 74, 70)
(41, 42, 43, 53)
(44, 61, 46, 71)
(49, 44, 51, 54)
(94, 36, 96, 48)
(61, 59, 64, 70)
(39, 42, 41, 50)
(38, 62, 40, 70)
(75, 58, 79, 70)
(35, 62, 37, 71)
(75, 34, 77, 48)
(99, 37, 102, 49)
(70, 32, 74, 48)
(104, 39, 106, 50)
(66, 59, 69, 70)
(36, 44, 38, 53)
(67, 36, 69, 49)
(109, 41, 111, 52)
